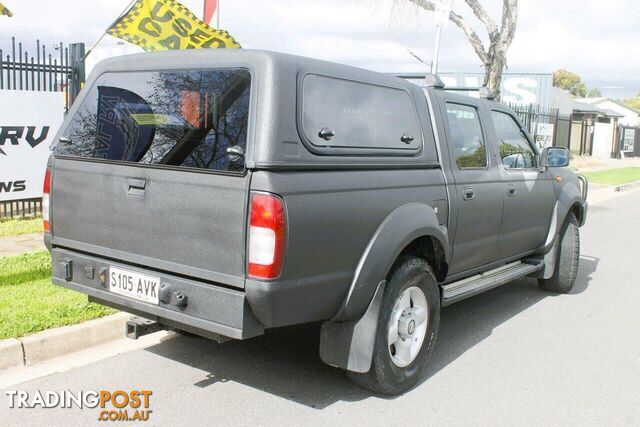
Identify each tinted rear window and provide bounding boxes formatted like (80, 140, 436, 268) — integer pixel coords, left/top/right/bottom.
(56, 69, 251, 173)
(301, 74, 421, 151)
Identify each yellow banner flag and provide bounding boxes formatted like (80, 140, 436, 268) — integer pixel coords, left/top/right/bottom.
(107, 0, 240, 51)
(0, 2, 13, 17)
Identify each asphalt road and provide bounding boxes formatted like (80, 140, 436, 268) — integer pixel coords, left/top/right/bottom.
(3, 190, 640, 426)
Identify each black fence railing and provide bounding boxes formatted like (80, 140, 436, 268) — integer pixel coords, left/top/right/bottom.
(508, 103, 567, 149)
(0, 37, 71, 94)
(0, 198, 43, 219)
(0, 37, 85, 216)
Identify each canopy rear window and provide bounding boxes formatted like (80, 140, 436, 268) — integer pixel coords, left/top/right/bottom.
(56, 68, 251, 173)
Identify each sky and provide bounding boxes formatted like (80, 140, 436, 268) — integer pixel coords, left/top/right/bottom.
(0, 0, 638, 98)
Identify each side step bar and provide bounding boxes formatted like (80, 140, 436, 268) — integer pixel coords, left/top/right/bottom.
(441, 260, 543, 306)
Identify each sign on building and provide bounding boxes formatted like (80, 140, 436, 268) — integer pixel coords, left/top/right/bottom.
(0, 90, 65, 201)
(438, 73, 553, 108)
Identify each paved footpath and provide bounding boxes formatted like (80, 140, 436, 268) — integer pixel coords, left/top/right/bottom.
(0, 232, 45, 258)
(2, 190, 640, 425)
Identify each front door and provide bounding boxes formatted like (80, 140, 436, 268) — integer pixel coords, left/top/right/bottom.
(489, 109, 555, 259)
(440, 99, 503, 275)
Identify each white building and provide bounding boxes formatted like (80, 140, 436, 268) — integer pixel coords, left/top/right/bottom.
(582, 98, 640, 127)
(549, 88, 638, 157)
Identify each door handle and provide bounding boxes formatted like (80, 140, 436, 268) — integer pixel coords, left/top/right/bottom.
(463, 187, 475, 201)
(507, 185, 517, 197)
(126, 178, 146, 197)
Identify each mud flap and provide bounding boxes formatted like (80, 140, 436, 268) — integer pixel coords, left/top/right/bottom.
(528, 237, 559, 280)
(319, 280, 385, 373)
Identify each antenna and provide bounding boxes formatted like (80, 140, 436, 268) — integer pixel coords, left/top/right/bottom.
(600, 86, 624, 98)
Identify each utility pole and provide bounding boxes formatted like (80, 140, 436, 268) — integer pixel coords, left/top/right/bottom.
(431, 0, 453, 75)
(431, 25, 442, 74)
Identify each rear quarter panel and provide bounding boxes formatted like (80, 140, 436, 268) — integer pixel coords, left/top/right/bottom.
(245, 168, 447, 327)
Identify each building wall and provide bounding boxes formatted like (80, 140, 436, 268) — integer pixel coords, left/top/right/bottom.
(592, 121, 614, 158)
(549, 87, 574, 115)
(570, 121, 583, 155)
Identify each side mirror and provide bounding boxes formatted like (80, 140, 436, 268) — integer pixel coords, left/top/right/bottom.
(540, 147, 569, 168)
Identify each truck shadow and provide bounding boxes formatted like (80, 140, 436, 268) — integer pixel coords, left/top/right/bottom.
(144, 255, 598, 409)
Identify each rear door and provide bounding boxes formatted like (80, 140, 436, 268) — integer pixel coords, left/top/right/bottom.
(489, 108, 555, 259)
(438, 96, 504, 275)
(51, 68, 253, 288)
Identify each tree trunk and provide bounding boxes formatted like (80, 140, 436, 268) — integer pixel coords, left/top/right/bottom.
(483, 43, 507, 99)
(404, 0, 518, 101)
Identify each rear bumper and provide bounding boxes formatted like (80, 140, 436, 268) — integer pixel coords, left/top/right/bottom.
(51, 248, 264, 340)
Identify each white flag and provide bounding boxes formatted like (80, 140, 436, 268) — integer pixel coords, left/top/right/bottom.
(433, 0, 454, 27)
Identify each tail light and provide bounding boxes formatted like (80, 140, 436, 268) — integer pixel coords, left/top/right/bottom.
(248, 192, 286, 279)
(43, 168, 51, 233)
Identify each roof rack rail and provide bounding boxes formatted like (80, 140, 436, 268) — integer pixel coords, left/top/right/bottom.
(390, 73, 496, 100)
(390, 73, 445, 89)
(442, 86, 496, 100)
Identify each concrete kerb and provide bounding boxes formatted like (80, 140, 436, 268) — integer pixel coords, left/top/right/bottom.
(0, 339, 24, 370)
(0, 312, 130, 370)
(587, 179, 640, 205)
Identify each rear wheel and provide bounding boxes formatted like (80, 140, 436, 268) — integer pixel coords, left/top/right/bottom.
(347, 256, 440, 395)
(538, 212, 580, 293)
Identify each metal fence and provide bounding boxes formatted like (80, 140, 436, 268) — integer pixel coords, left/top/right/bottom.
(0, 198, 43, 219)
(0, 37, 63, 220)
(508, 104, 568, 149)
(0, 37, 71, 94)
(0, 37, 85, 218)
(0, 36, 85, 110)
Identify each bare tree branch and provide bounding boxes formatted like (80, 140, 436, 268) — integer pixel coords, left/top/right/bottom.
(401, 0, 518, 97)
(464, 0, 499, 42)
(498, 0, 518, 46)
(448, 10, 490, 65)
(406, 0, 489, 64)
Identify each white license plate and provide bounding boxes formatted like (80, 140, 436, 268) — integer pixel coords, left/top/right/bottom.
(109, 266, 160, 305)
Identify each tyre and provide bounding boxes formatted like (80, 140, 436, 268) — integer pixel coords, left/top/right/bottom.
(538, 212, 580, 293)
(347, 256, 440, 395)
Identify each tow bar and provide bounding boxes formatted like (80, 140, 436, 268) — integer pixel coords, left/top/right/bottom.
(125, 316, 165, 339)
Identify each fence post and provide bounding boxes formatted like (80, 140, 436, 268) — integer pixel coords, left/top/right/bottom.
(552, 109, 559, 147)
(68, 43, 85, 109)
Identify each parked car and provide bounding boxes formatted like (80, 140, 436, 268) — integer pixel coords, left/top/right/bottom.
(45, 49, 587, 395)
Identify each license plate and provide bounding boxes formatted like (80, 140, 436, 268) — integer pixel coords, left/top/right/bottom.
(109, 266, 160, 305)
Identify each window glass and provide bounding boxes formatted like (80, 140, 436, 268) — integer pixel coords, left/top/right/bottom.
(492, 111, 537, 169)
(56, 69, 251, 173)
(445, 103, 487, 168)
(302, 75, 421, 150)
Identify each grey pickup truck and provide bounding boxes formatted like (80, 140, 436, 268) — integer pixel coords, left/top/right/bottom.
(45, 49, 587, 395)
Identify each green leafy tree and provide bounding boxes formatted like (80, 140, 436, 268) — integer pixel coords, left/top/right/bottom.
(587, 88, 602, 97)
(553, 69, 587, 97)
(621, 92, 640, 110)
